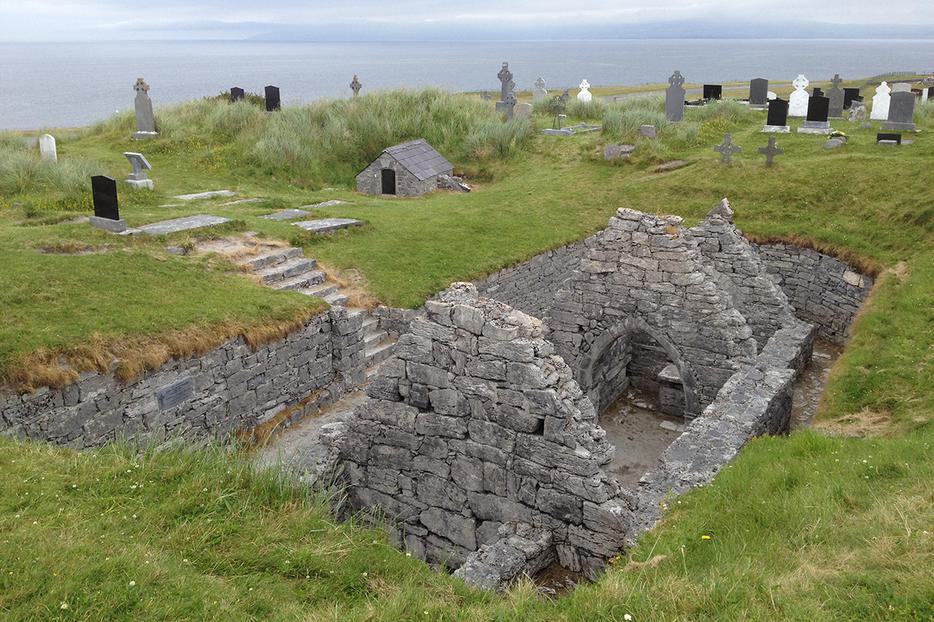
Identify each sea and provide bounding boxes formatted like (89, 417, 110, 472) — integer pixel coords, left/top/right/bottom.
(1, 39, 933, 130)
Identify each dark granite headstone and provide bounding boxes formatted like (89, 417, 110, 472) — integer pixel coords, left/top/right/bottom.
(91, 175, 119, 221)
(230, 87, 245, 103)
(812, 87, 824, 97)
(265, 85, 281, 112)
(703, 84, 722, 100)
(929, 87, 934, 99)
(883, 91, 917, 131)
(806, 96, 830, 122)
(767, 98, 789, 126)
(877, 132, 902, 145)
(843, 88, 861, 109)
(749, 78, 769, 105)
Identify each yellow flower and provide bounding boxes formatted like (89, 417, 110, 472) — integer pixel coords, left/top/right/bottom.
(701, 535, 712, 540)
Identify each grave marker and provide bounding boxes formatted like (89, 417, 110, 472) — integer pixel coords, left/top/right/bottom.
(870, 82, 891, 120)
(749, 78, 769, 106)
(843, 87, 861, 109)
(877, 132, 902, 145)
(827, 74, 845, 118)
(714, 133, 742, 164)
(132, 78, 158, 140)
(578, 79, 593, 103)
(124, 152, 153, 190)
(789, 74, 810, 117)
(666, 71, 686, 122)
(533, 77, 548, 103)
(798, 95, 832, 134)
(39, 134, 57, 162)
(90, 175, 127, 233)
(265, 85, 281, 112)
(350, 75, 362, 97)
(703, 84, 722, 101)
(758, 136, 784, 166)
(883, 91, 917, 131)
(497, 62, 514, 102)
(230, 87, 245, 103)
(762, 98, 790, 133)
(156, 378, 194, 411)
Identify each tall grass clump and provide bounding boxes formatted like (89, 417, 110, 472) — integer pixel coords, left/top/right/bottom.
(566, 98, 607, 121)
(0, 133, 99, 208)
(603, 96, 754, 148)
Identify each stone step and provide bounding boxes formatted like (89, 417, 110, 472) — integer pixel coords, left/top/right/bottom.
(257, 258, 318, 284)
(324, 292, 349, 306)
(361, 315, 379, 332)
(365, 340, 395, 367)
(241, 247, 304, 271)
(272, 270, 327, 291)
(364, 330, 388, 347)
(296, 282, 340, 299)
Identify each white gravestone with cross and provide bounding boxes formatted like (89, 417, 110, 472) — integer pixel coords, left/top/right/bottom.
(577, 79, 593, 103)
(39, 134, 57, 162)
(533, 77, 548, 103)
(871, 82, 891, 121)
(124, 152, 154, 190)
(788, 74, 810, 117)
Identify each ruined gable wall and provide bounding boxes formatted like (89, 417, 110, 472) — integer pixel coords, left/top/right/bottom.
(339, 284, 631, 574)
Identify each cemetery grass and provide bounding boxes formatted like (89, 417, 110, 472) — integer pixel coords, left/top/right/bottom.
(0, 89, 932, 619)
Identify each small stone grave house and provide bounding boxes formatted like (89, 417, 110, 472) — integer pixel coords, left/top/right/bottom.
(356, 139, 453, 197)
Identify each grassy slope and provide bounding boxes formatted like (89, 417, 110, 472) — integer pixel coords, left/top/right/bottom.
(1, 87, 932, 620)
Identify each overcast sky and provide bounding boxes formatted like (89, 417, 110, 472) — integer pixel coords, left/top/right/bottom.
(1, 0, 933, 41)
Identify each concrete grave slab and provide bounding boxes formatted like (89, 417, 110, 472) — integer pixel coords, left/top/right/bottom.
(293, 218, 362, 233)
(137, 215, 231, 236)
(173, 190, 237, 201)
(299, 200, 348, 210)
(262, 209, 312, 221)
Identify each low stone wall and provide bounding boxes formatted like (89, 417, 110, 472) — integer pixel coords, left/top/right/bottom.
(752, 243, 874, 342)
(0, 308, 368, 449)
(474, 238, 591, 320)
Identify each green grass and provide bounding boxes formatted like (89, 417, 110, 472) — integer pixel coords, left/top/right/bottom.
(0, 85, 932, 620)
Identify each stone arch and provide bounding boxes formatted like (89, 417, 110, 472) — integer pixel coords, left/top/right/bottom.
(577, 316, 700, 417)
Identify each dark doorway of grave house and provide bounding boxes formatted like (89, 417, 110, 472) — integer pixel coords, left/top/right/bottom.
(381, 168, 397, 195)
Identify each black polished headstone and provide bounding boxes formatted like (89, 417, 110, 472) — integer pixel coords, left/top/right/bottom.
(264, 85, 281, 112)
(843, 88, 861, 108)
(812, 87, 824, 97)
(703, 84, 722, 100)
(806, 96, 830, 122)
(91, 175, 119, 221)
(767, 98, 789, 126)
(877, 132, 902, 144)
(929, 87, 934, 99)
(749, 78, 769, 105)
(230, 87, 245, 103)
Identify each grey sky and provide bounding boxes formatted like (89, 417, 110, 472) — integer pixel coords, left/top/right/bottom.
(1, 0, 933, 40)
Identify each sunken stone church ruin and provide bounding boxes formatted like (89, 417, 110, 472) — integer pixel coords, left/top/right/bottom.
(337, 200, 833, 588)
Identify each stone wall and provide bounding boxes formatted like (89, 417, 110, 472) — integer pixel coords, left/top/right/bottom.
(474, 238, 591, 320)
(752, 243, 874, 342)
(355, 154, 443, 197)
(340, 284, 631, 576)
(0, 308, 368, 449)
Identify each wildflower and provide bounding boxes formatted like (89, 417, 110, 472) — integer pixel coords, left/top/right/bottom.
(701, 535, 712, 540)
(129, 580, 136, 587)
(624, 615, 633, 621)
(60, 602, 69, 610)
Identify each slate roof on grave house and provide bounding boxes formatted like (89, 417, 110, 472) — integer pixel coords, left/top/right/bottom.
(379, 139, 453, 181)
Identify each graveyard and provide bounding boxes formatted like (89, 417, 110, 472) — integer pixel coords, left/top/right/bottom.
(1, 72, 933, 620)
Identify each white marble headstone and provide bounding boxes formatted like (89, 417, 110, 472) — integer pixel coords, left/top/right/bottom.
(577, 79, 593, 103)
(871, 82, 891, 121)
(788, 74, 810, 117)
(38, 134, 57, 162)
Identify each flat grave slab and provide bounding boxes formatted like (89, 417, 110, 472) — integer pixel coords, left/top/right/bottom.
(293, 218, 362, 233)
(263, 209, 312, 221)
(299, 200, 348, 209)
(174, 190, 237, 201)
(221, 198, 264, 206)
(137, 214, 231, 236)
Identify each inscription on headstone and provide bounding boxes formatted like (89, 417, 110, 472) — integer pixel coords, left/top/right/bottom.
(156, 377, 194, 411)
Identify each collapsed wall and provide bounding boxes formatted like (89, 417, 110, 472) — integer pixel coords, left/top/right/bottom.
(340, 283, 632, 575)
(0, 308, 368, 449)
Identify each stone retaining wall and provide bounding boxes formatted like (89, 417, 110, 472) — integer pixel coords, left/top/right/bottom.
(752, 243, 874, 342)
(0, 308, 368, 449)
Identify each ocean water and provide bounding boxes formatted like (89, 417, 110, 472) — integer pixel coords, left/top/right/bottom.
(1, 39, 932, 130)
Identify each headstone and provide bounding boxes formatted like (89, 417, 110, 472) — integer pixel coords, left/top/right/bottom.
(603, 144, 636, 161)
(849, 101, 869, 123)
(265, 86, 281, 112)
(90, 176, 126, 233)
(749, 78, 769, 106)
(767, 91, 778, 100)
(824, 136, 847, 149)
(123, 152, 153, 190)
(713, 133, 742, 164)
(230, 87, 245, 103)
(639, 124, 657, 138)
(480, 91, 492, 101)
(762, 98, 790, 133)
(132, 78, 158, 140)
(789, 74, 810, 117)
(882, 91, 917, 131)
(533, 77, 548, 103)
(843, 88, 861, 109)
(703, 84, 722, 101)
(827, 74, 845, 118)
(877, 132, 902, 145)
(350, 75, 362, 97)
(812, 87, 824, 97)
(38, 134, 57, 162)
(666, 71, 686, 122)
(497, 62, 514, 102)
(496, 91, 517, 121)
(758, 136, 784, 166)
(871, 82, 892, 120)
(577, 79, 592, 103)
(514, 102, 533, 119)
(891, 82, 911, 93)
(798, 95, 832, 134)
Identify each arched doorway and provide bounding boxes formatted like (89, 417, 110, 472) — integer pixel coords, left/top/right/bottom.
(381, 168, 397, 195)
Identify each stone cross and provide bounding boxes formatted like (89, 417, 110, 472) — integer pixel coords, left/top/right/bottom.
(533, 77, 548, 103)
(123, 152, 153, 189)
(828, 73, 845, 118)
(714, 133, 742, 165)
(132, 78, 158, 139)
(39, 134, 57, 162)
(497, 62, 514, 101)
(496, 91, 517, 121)
(757, 136, 784, 166)
(666, 70, 686, 122)
(578, 79, 592, 103)
(789, 74, 810, 117)
(350, 75, 362, 97)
